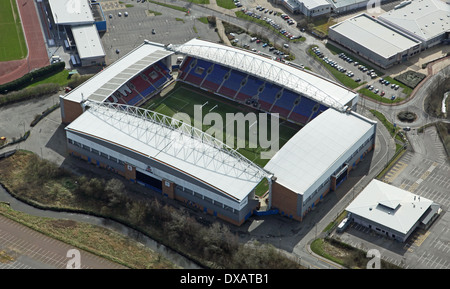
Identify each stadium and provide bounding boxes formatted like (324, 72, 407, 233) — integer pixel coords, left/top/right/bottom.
(60, 39, 376, 226)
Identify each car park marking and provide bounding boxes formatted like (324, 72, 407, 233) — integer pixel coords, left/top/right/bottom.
(414, 230, 431, 247)
(383, 161, 407, 183)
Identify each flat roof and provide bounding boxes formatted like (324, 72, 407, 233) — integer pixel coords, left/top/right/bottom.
(62, 41, 173, 103)
(264, 108, 375, 200)
(72, 24, 105, 60)
(346, 180, 434, 234)
(48, 0, 94, 25)
(171, 39, 358, 111)
(329, 14, 420, 58)
(65, 103, 267, 202)
(379, 0, 450, 42)
(328, 0, 369, 9)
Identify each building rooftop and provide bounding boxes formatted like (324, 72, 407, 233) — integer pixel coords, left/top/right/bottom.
(264, 108, 376, 201)
(48, 0, 94, 25)
(346, 179, 436, 235)
(379, 0, 450, 42)
(329, 13, 421, 58)
(72, 24, 105, 60)
(66, 102, 269, 203)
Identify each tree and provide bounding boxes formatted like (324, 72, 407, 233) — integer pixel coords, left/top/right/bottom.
(105, 178, 126, 207)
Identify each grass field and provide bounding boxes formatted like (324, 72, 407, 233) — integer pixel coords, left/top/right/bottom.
(0, 0, 27, 61)
(142, 83, 301, 168)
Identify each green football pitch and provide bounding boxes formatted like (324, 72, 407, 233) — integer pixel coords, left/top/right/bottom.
(142, 83, 302, 168)
(0, 0, 27, 61)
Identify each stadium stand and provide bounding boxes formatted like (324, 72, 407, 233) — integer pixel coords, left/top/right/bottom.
(178, 56, 332, 124)
(105, 60, 172, 106)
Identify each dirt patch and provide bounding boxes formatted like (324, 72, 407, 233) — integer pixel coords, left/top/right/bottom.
(50, 219, 78, 229)
(0, 250, 15, 263)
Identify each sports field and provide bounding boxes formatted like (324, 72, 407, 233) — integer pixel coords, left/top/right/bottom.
(142, 83, 301, 167)
(0, 0, 27, 61)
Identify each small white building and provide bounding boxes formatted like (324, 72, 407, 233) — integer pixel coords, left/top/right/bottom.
(346, 180, 441, 242)
(280, 0, 331, 18)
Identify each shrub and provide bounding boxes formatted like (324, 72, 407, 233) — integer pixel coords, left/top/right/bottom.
(0, 62, 65, 94)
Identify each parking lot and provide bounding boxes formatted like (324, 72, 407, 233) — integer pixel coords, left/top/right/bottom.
(99, 0, 220, 64)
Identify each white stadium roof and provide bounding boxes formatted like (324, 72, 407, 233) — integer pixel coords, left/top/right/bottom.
(48, 0, 94, 25)
(329, 14, 420, 59)
(63, 41, 173, 103)
(346, 180, 434, 235)
(66, 101, 270, 202)
(169, 39, 358, 111)
(379, 0, 450, 42)
(72, 24, 105, 60)
(264, 108, 376, 200)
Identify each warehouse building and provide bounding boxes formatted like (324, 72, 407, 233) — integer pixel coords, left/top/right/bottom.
(346, 180, 441, 242)
(378, 0, 450, 49)
(328, 13, 422, 69)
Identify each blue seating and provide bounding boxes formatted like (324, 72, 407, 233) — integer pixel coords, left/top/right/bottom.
(275, 90, 298, 110)
(221, 69, 247, 92)
(190, 59, 214, 78)
(292, 96, 320, 118)
(239, 76, 264, 98)
(203, 64, 228, 86)
(259, 82, 282, 105)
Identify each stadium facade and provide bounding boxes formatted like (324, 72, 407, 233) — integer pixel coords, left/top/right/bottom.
(60, 39, 376, 225)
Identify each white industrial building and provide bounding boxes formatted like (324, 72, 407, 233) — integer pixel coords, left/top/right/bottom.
(47, 0, 106, 67)
(328, 13, 422, 69)
(328, 0, 449, 69)
(378, 0, 450, 49)
(279, 0, 331, 18)
(346, 180, 441, 242)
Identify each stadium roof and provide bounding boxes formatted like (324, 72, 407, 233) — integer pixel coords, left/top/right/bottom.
(264, 108, 376, 201)
(72, 24, 105, 60)
(65, 101, 270, 202)
(48, 0, 94, 25)
(346, 179, 435, 234)
(169, 39, 358, 111)
(329, 14, 420, 59)
(378, 0, 450, 42)
(63, 41, 173, 103)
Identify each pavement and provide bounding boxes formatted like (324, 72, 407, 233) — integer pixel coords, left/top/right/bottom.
(0, 214, 126, 269)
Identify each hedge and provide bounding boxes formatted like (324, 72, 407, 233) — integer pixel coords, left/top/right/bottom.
(0, 62, 65, 94)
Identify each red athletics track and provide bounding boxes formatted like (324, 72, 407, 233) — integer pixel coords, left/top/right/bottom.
(0, 0, 49, 85)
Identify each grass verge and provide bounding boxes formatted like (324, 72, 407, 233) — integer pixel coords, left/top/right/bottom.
(309, 46, 365, 90)
(0, 203, 178, 269)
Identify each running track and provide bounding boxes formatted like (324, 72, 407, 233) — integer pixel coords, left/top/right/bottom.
(0, 0, 49, 85)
